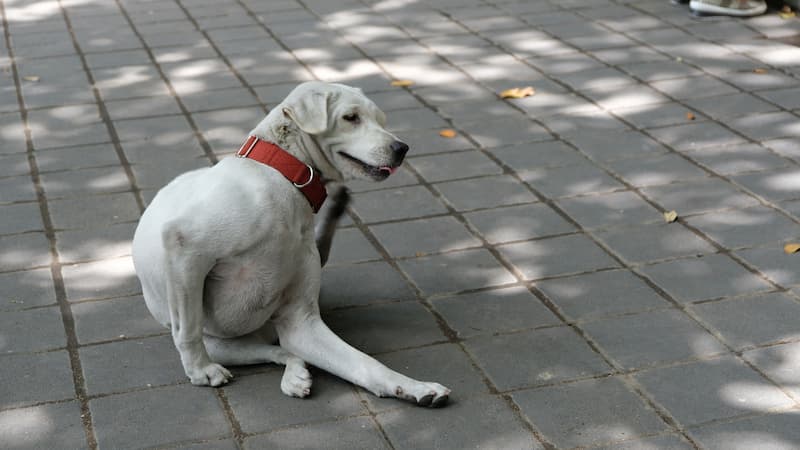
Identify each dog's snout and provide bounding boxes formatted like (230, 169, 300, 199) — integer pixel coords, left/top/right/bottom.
(390, 141, 409, 159)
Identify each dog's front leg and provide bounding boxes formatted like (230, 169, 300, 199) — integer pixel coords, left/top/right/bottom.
(162, 225, 232, 387)
(275, 271, 449, 406)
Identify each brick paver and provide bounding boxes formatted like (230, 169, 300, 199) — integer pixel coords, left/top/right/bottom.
(1, 0, 800, 448)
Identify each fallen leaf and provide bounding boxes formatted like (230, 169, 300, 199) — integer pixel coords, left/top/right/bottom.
(415, 251, 427, 257)
(686, 112, 695, 121)
(390, 79, 414, 87)
(663, 210, 678, 223)
(439, 129, 457, 138)
(783, 243, 800, 254)
(22, 75, 40, 82)
(780, 6, 795, 18)
(753, 68, 768, 74)
(500, 86, 535, 99)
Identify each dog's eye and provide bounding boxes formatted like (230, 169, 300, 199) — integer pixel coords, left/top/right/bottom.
(342, 113, 360, 123)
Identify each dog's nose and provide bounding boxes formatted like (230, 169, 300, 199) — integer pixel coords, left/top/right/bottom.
(390, 140, 409, 159)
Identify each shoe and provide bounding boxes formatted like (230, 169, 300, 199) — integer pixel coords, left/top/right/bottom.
(689, 0, 767, 16)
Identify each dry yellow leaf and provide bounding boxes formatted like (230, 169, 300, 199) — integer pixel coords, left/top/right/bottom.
(22, 75, 40, 82)
(783, 243, 800, 254)
(500, 86, 535, 99)
(686, 112, 695, 121)
(439, 129, 457, 138)
(753, 68, 768, 74)
(390, 79, 414, 87)
(415, 251, 427, 257)
(663, 210, 678, 223)
(780, 6, 795, 18)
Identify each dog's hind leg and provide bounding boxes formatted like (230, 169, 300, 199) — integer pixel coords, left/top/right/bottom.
(315, 185, 350, 267)
(204, 331, 312, 398)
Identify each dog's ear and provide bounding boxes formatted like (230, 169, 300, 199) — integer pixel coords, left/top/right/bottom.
(282, 91, 329, 135)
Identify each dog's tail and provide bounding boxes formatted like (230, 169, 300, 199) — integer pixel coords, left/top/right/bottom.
(315, 185, 350, 267)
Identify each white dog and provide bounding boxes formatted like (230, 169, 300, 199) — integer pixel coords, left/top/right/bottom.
(132, 81, 450, 407)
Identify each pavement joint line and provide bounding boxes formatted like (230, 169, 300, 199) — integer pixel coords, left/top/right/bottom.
(110, 0, 219, 167)
(213, 387, 246, 450)
(0, 1, 98, 447)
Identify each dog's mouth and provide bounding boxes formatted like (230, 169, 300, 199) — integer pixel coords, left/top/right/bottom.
(338, 151, 399, 181)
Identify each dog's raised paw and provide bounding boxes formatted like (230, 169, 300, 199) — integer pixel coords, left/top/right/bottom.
(281, 359, 312, 398)
(189, 363, 232, 387)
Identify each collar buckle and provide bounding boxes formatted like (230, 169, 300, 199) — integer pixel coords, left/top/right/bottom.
(293, 165, 314, 188)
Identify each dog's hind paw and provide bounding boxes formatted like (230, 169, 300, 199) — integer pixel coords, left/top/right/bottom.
(281, 357, 312, 398)
(396, 382, 450, 408)
(188, 363, 233, 387)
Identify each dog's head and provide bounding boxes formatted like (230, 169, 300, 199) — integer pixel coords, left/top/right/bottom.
(279, 81, 408, 182)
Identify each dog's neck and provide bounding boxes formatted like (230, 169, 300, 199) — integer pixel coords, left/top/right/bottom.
(250, 112, 342, 183)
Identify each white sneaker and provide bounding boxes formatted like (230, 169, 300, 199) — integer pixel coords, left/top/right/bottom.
(689, 0, 767, 16)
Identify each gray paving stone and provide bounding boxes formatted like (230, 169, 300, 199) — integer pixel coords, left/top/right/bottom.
(527, 52, 606, 75)
(345, 165, 419, 193)
(565, 129, 669, 162)
(618, 60, 702, 82)
(512, 377, 668, 449)
(363, 342, 490, 413)
(613, 102, 707, 129)
(0, 202, 43, 235)
(583, 84, 670, 111)
(378, 394, 541, 450)
(181, 86, 262, 112)
(735, 243, 800, 287)
(56, 222, 135, 264)
(463, 203, 576, 244)
(459, 116, 552, 148)
(325, 228, 381, 266)
(131, 158, 210, 190)
(320, 261, 414, 310)
(245, 416, 389, 450)
(432, 286, 559, 339)
(582, 309, 727, 369)
(80, 335, 184, 395)
(0, 351, 75, 409)
(731, 112, 800, 141)
(0, 306, 65, 354)
(607, 153, 708, 187)
(91, 384, 230, 449)
(399, 248, 516, 296)
(648, 121, 747, 151)
(113, 114, 194, 144)
(93, 65, 171, 100)
(370, 216, 481, 258)
(686, 206, 799, 249)
(689, 411, 800, 450)
(716, 70, 799, 93)
(48, 192, 141, 230)
(756, 87, 800, 110)
(366, 89, 425, 112)
(40, 166, 131, 199)
(0, 153, 29, 179)
(498, 234, 619, 280)
(487, 140, 587, 170)
(226, 370, 365, 434)
(520, 163, 626, 199)
(121, 136, 207, 164)
(691, 292, 800, 349)
(636, 356, 793, 427)
(72, 295, 164, 344)
(435, 174, 538, 211)
(84, 49, 151, 70)
(558, 66, 638, 91)
(466, 326, 611, 391)
(386, 107, 448, 132)
(61, 256, 140, 302)
(35, 143, 121, 173)
(539, 110, 632, 135)
(594, 222, 716, 265)
(0, 268, 55, 311)
(556, 190, 662, 230)
(0, 111, 26, 153)
(764, 137, 800, 160)
(642, 178, 759, 215)
(686, 143, 791, 175)
(733, 168, 800, 202)
(104, 95, 182, 121)
(350, 186, 448, 223)
(742, 341, 800, 399)
(408, 150, 503, 183)
(0, 175, 37, 203)
(642, 254, 773, 304)
(684, 92, 780, 120)
(537, 269, 670, 320)
(0, 401, 86, 449)
(325, 301, 446, 354)
(651, 76, 739, 100)
(0, 232, 51, 271)
(590, 434, 693, 450)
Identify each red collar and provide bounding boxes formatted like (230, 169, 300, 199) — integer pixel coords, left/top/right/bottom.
(236, 136, 327, 213)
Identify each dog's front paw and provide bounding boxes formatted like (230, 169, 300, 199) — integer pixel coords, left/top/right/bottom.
(281, 357, 312, 398)
(396, 382, 450, 408)
(188, 363, 233, 387)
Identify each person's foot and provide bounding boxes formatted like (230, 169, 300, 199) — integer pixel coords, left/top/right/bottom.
(689, 0, 767, 16)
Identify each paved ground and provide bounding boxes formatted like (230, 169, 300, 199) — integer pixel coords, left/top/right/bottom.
(2, 0, 800, 448)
